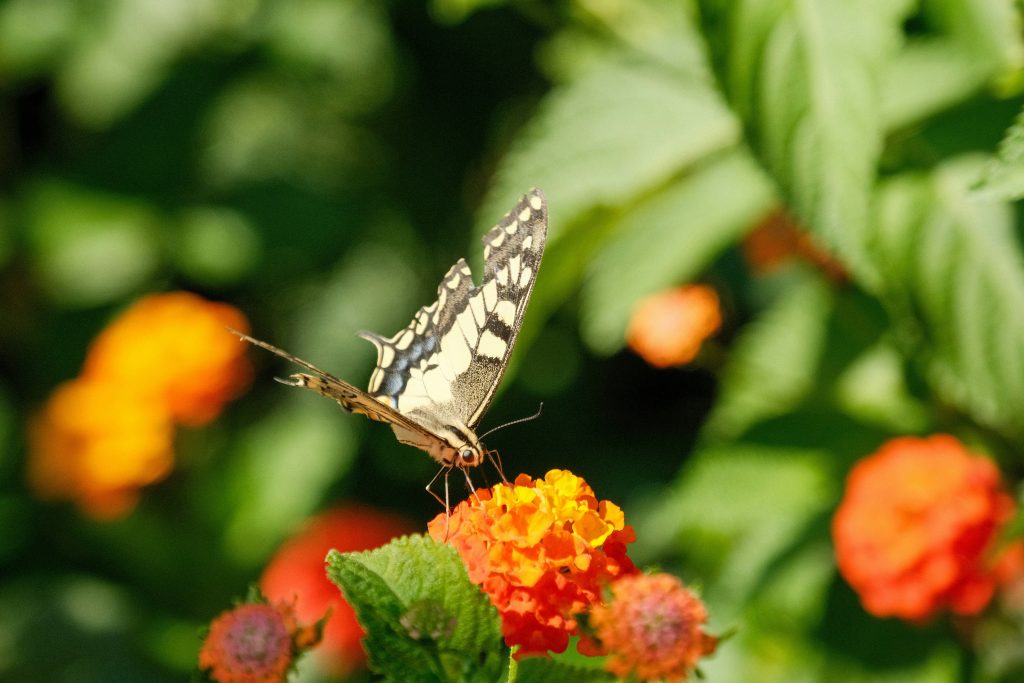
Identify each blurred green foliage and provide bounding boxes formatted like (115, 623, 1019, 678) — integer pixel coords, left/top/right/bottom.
(4, 0, 1024, 681)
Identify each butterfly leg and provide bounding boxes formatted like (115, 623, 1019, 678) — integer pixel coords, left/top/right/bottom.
(426, 465, 453, 541)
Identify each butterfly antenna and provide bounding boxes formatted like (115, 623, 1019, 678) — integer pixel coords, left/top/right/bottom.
(478, 402, 544, 441)
(227, 327, 342, 382)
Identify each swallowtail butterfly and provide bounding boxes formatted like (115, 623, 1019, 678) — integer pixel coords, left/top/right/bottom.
(236, 188, 547, 473)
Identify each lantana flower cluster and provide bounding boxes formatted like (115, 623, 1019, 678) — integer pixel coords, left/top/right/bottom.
(429, 469, 638, 657)
(29, 292, 251, 518)
(199, 598, 322, 683)
(428, 468, 718, 681)
(833, 435, 1020, 620)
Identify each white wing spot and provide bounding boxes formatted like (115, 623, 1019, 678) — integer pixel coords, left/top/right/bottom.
(509, 254, 521, 283)
(518, 207, 531, 222)
(421, 367, 454, 403)
(505, 220, 518, 235)
(519, 265, 533, 288)
(490, 231, 505, 248)
(496, 266, 509, 286)
(380, 344, 395, 368)
(522, 235, 533, 250)
(483, 279, 498, 310)
(529, 195, 542, 210)
(478, 329, 508, 358)
(457, 308, 480, 346)
(495, 299, 516, 326)
(396, 329, 414, 350)
(440, 327, 473, 373)
(447, 273, 461, 289)
(415, 313, 428, 334)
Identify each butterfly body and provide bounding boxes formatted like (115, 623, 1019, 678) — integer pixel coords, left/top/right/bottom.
(237, 188, 547, 470)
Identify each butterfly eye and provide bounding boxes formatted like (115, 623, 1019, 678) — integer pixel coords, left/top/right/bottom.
(460, 449, 476, 464)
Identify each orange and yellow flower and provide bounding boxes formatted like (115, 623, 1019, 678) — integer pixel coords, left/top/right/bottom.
(626, 285, 721, 368)
(28, 291, 251, 518)
(428, 469, 636, 657)
(28, 376, 175, 519)
(585, 573, 717, 682)
(833, 435, 1017, 620)
(83, 291, 252, 426)
(260, 505, 414, 674)
(199, 599, 322, 683)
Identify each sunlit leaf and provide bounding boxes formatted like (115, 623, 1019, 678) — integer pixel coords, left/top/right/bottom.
(975, 105, 1024, 201)
(872, 156, 1024, 438)
(699, 0, 904, 288)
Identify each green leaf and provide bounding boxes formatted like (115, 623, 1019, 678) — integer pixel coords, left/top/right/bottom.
(327, 535, 504, 682)
(580, 150, 775, 355)
(700, 0, 903, 288)
(871, 156, 1024, 439)
(975, 105, 1024, 201)
(479, 60, 740, 245)
(702, 274, 833, 442)
(513, 657, 616, 683)
(921, 0, 1024, 80)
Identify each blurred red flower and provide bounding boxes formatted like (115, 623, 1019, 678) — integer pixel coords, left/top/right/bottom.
(626, 285, 721, 368)
(428, 469, 637, 658)
(260, 505, 415, 674)
(199, 599, 321, 683)
(743, 209, 846, 280)
(833, 434, 1017, 620)
(584, 573, 717, 681)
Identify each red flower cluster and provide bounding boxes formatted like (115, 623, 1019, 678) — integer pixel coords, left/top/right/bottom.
(626, 285, 722, 368)
(428, 469, 637, 657)
(28, 292, 251, 518)
(199, 600, 321, 683)
(584, 573, 718, 682)
(833, 435, 1018, 620)
(260, 505, 414, 674)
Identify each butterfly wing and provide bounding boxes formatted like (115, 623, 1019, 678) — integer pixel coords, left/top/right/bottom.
(360, 188, 547, 430)
(232, 331, 446, 451)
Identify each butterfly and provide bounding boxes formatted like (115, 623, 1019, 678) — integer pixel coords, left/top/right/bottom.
(235, 188, 547, 484)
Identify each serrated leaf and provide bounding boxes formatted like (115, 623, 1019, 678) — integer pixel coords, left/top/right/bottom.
(479, 60, 740, 244)
(580, 150, 775, 355)
(872, 156, 1024, 439)
(975, 105, 1024, 201)
(700, 0, 903, 289)
(701, 274, 833, 442)
(513, 657, 616, 683)
(327, 535, 504, 682)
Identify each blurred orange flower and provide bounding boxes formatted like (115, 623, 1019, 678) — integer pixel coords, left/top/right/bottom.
(833, 435, 1017, 620)
(584, 573, 717, 681)
(743, 209, 846, 280)
(199, 599, 322, 683)
(28, 291, 251, 518)
(84, 292, 252, 426)
(260, 505, 415, 675)
(428, 469, 636, 658)
(28, 377, 175, 519)
(626, 285, 721, 368)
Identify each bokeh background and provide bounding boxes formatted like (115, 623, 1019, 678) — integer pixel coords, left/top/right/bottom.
(4, 0, 1024, 681)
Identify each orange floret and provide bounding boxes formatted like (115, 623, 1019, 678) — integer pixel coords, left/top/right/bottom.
(261, 505, 414, 674)
(626, 285, 721, 368)
(586, 573, 717, 681)
(84, 292, 252, 426)
(28, 376, 175, 519)
(428, 469, 636, 657)
(833, 435, 1017, 620)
